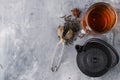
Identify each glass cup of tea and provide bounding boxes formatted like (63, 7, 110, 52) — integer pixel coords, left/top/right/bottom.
(80, 2, 118, 36)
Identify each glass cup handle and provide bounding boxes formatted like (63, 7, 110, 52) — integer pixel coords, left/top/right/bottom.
(78, 17, 91, 38)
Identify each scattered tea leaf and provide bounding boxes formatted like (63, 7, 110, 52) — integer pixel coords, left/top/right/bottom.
(71, 8, 81, 18)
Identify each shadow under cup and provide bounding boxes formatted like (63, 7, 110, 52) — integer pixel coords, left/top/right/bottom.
(81, 2, 118, 34)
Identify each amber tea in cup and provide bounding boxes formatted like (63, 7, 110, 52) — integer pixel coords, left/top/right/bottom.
(81, 2, 118, 34)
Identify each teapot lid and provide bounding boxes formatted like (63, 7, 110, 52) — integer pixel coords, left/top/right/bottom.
(76, 38, 119, 77)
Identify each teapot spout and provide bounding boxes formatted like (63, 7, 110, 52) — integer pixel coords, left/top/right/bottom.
(75, 45, 83, 52)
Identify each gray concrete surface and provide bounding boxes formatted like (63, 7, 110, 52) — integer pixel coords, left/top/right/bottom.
(0, 0, 120, 80)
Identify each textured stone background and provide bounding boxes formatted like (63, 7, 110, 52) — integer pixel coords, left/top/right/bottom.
(0, 0, 120, 80)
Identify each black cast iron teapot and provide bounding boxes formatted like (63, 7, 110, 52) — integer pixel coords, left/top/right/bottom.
(75, 38, 119, 77)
